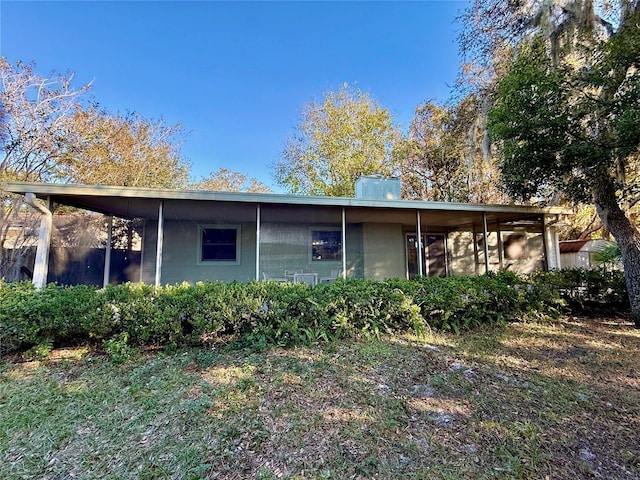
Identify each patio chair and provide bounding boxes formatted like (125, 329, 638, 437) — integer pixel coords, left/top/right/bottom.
(319, 269, 341, 283)
(293, 272, 318, 286)
(284, 269, 303, 281)
(262, 272, 288, 283)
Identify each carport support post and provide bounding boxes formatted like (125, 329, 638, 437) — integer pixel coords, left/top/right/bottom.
(416, 211, 423, 277)
(255, 204, 261, 281)
(496, 221, 504, 270)
(342, 208, 347, 279)
(482, 212, 490, 274)
(26, 193, 52, 289)
(541, 215, 550, 271)
(154, 200, 164, 289)
(103, 215, 113, 288)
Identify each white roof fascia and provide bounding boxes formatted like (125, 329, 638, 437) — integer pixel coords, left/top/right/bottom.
(3, 181, 571, 216)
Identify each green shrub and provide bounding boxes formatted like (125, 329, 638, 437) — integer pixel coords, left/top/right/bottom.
(0, 268, 629, 355)
(527, 268, 628, 314)
(104, 332, 138, 364)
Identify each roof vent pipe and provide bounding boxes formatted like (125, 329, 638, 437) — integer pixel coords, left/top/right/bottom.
(24, 193, 52, 289)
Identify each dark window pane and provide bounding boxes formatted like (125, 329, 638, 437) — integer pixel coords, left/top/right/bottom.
(201, 228, 237, 261)
(312, 230, 341, 261)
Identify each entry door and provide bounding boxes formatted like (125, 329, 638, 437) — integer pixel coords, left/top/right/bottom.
(406, 233, 447, 279)
(425, 234, 446, 277)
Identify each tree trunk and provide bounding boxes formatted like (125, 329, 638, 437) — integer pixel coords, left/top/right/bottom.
(594, 179, 640, 327)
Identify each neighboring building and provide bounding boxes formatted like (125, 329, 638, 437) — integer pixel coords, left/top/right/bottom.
(4, 178, 569, 288)
(559, 239, 610, 269)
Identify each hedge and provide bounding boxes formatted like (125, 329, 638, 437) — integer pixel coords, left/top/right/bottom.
(0, 268, 629, 358)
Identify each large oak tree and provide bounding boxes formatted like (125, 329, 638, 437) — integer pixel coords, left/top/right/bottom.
(487, 6, 640, 324)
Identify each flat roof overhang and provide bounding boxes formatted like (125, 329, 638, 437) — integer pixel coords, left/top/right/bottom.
(4, 181, 571, 228)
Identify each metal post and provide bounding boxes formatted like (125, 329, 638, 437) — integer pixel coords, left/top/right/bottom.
(25, 193, 52, 289)
(472, 223, 479, 275)
(103, 215, 113, 288)
(482, 212, 490, 274)
(255, 204, 261, 281)
(496, 221, 504, 270)
(416, 211, 423, 277)
(541, 215, 550, 271)
(342, 208, 347, 279)
(154, 200, 164, 289)
(139, 221, 146, 283)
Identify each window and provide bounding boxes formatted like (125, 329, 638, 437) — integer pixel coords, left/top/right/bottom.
(503, 233, 526, 260)
(311, 229, 342, 261)
(199, 226, 240, 263)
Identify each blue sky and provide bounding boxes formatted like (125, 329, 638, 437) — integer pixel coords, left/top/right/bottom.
(1, 1, 467, 190)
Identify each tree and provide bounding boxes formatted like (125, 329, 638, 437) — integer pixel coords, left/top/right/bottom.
(61, 107, 191, 251)
(273, 83, 399, 197)
(488, 15, 640, 325)
(190, 168, 271, 193)
(397, 102, 468, 202)
(1, 59, 193, 277)
(0, 58, 91, 279)
(458, 0, 615, 92)
(63, 106, 189, 189)
(456, 0, 619, 208)
(398, 98, 508, 203)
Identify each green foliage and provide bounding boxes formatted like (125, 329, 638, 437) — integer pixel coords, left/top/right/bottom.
(592, 242, 622, 270)
(489, 38, 576, 202)
(103, 332, 138, 364)
(488, 8, 640, 326)
(0, 270, 628, 356)
(273, 83, 400, 196)
(528, 268, 629, 314)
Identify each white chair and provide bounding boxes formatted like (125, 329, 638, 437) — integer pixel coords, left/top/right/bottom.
(262, 272, 287, 283)
(319, 269, 341, 283)
(284, 269, 303, 281)
(293, 272, 318, 286)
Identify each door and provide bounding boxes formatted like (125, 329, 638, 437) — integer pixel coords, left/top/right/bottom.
(425, 234, 446, 277)
(406, 233, 447, 279)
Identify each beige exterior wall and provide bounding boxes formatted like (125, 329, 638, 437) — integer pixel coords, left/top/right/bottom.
(501, 231, 545, 273)
(447, 228, 546, 275)
(448, 230, 476, 275)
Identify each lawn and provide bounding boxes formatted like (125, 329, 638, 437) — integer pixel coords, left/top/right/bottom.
(1, 315, 638, 479)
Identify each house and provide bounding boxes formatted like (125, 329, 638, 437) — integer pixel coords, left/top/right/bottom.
(559, 239, 610, 269)
(3, 178, 569, 288)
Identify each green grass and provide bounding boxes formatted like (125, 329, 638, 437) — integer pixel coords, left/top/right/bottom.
(1, 316, 639, 479)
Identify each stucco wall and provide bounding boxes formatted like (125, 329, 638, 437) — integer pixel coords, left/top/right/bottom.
(448, 230, 476, 275)
(363, 223, 405, 280)
(447, 228, 546, 275)
(142, 219, 405, 284)
(142, 219, 257, 284)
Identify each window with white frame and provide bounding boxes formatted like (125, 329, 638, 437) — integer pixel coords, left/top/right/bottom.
(199, 225, 240, 263)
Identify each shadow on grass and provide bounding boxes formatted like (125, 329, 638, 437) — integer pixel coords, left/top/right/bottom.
(1, 316, 638, 480)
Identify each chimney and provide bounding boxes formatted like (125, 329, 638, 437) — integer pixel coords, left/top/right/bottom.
(355, 175, 401, 200)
